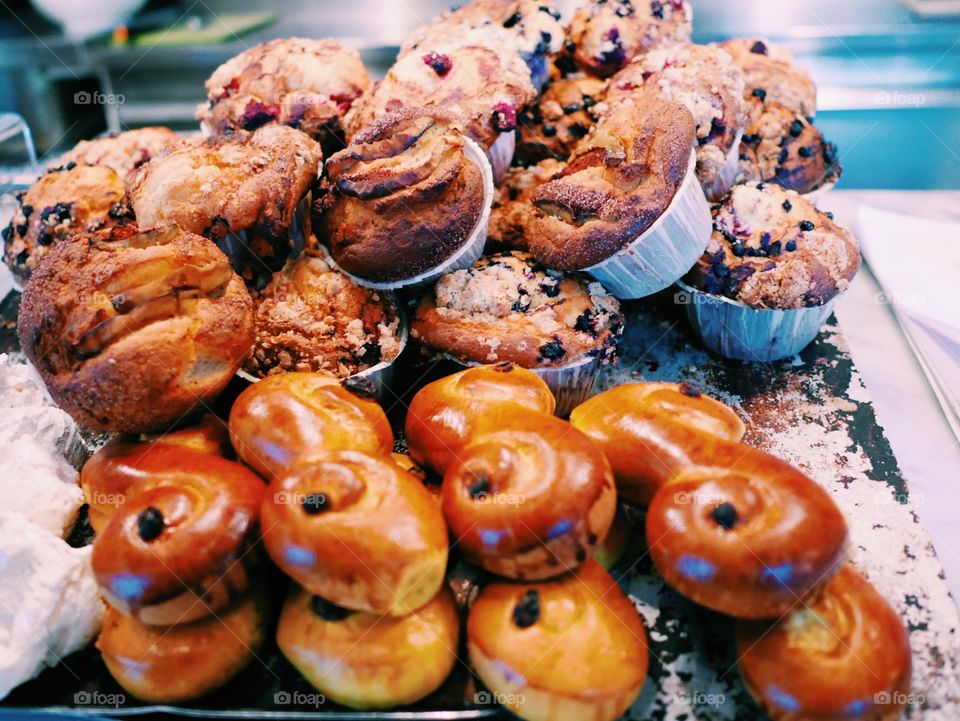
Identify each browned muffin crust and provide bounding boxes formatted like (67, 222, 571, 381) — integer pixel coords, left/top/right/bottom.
(315, 109, 487, 282)
(412, 251, 622, 367)
(245, 254, 403, 378)
(720, 38, 817, 119)
(687, 182, 860, 308)
(17, 224, 254, 432)
(516, 76, 606, 165)
(488, 159, 565, 251)
(2, 164, 132, 283)
(526, 98, 696, 269)
(57, 127, 181, 179)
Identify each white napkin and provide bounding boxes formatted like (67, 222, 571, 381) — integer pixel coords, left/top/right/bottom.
(857, 206, 960, 441)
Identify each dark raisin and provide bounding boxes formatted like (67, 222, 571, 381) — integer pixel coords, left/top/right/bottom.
(568, 122, 588, 139)
(583, 95, 596, 108)
(789, 120, 804, 137)
(756, 182, 766, 190)
(750, 40, 768, 55)
(574, 311, 593, 333)
(503, 11, 522, 28)
(539, 5, 561, 20)
(769, 241, 782, 257)
(785, 240, 797, 252)
(798, 146, 814, 158)
(799, 220, 815, 232)
(311, 595, 353, 621)
(751, 88, 767, 101)
(542, 124, 557, 137)
(513, 590, 540, 628)
(15, 224, 26, 236)
(650, 0, 665, 19)
(778, 149, 789, 164)
(15, 250, 28, 265)
(825, 211, 835, 220)
(37, 230, 52, 246)
(21, 204, 33, 218)
(137, 507, 164, 541)
(711, 502, 738, 530)
(742, 134, 760, 145)
(468, 475, 490, 499)
(65, 161, 76, 170)
(341, 375, 377, 400)
(678, 382, 701, 398)
(562, 103, 581, 114)
(782, 200, 792, 212)
(541, 281, 561, 297)
(359, 342, 381, 364)
(731, 243, 746, 257)
(539, 340, 565, 360)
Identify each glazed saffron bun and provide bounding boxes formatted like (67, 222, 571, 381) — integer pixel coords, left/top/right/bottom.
(261, 451, 449, 616)
(97, 590, 269, 703)
(570, 382, 746, 505)
(228, 372, 392, 481)
(467, 560, 648, 721)
(57, 127, 180, 179)
(198, 38, 370, 148)
(17, 224, 254, 433)
(646, 443, 849, 619)
(736, 564, 912, 721)
(315, 109, 487, 283)
(442, 408, 616, 580)
(526, 98, 696, 270)
(405, 363, 556, 475)
(80, 413, 231, 533)
(91, 449, 266, 626)
(277, 585, 459, 709)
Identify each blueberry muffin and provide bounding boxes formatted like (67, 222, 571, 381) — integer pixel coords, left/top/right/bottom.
(516, 76, 606, 165)
(488, 159, 564, 251)
(605, 43, 746, 199)
(719, 38, 817, 119)
(198, 38, 370, 151)
(57, 127, 180, 180)
(412, 251, 622, 368)
(245, 254, 402, 379)
(565, 0, 693, 78)
(686, 182, 860, 308)
(2, 164, 132, 283)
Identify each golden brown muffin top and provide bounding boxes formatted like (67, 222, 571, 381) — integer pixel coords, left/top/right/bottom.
(412, 251, 622, 367)
(198, 37, 370, 143)
(245, 254, 402, 378)
(687, 182, 860, 309)
(516, 75, 607, 165)
(488, 158, 565, 251)
(719, 37, 817, 118)
(57, 127, 181, 179)
(526, 97, 696, 270)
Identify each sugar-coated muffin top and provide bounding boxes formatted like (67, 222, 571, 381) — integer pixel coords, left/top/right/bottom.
(687, 182, 860, 309)
(56, 127, 181, 179)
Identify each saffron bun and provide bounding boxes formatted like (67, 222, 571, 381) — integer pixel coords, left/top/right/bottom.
(277, 584, 459, 709)
(736, 564, 912, 721)
(90, 450, 266, 626)
(261, 450, 449, 616)
(467, 559, 648, 721)
(442, 408, 616, 580)
(569, 382, 746, 506)
(228, 372, 393, 481)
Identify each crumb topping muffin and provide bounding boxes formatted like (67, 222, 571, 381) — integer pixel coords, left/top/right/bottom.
(526, 98, 696, 270)
(245, 254, 402, 378)
(738, 102, 841, 194)
(197, 38, 370, 147)
(687, 183, 860, 308)
(566, 0, 693, 78)
(2, 164, 132, 282)
(720, 38, 817, 119)
(413, 251, 622, 367)
(488, 158, 564, 250)
(516, 76, 607, 165)
(605, 43, 746, 190)
(316, 108, 488, 283)
(344, 44, 536, 150)
(57, 127, 180, 179)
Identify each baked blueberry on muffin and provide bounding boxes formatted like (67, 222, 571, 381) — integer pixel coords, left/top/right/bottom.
(315, 108, 491, 286)
(516, 76, 606, 165)
(2, 164, 132, 283)
(488, 159, 564, 251)
(244, 254, 403, 379)
(198, 38, 370, 151)
(57, 127, 180, 179)
(604, 43, 746, 200)
(720, 37, 817, 119)
(687, 182, 860, 308)
(565, 0, 693, 78)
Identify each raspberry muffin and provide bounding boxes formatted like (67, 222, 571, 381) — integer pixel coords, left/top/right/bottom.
(2, 163, 132, 284)
(516, 76, 606, 165)
(198, 38, 370, 151)
(412, 251, 623, 414)
(488, 159, 564, 251)
(720, 38, 817, 119)
(566, 0, 693, 78)
(605, 43, 746, 200)
(57, 127, 180, 179)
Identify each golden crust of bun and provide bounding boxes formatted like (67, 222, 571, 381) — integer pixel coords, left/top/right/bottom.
(277, 585, 459, 709)
(570, 382, 746, 505)
(57, 127, 181, 179)
(467, 559, 648, 721)
(17, 224, 254, 432)
(526, 98, 696, 270)
(261, 450, 449, 616)
(228, 371, 393, 481)
(97, 590, 268, 703)
(91, 448, 266, 626)
(488, 159, 565, 251)
(736, 564, 912, 721)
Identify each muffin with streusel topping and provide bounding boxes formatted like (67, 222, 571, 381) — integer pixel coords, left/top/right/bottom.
(719, 38, 817, 119)
(488, 159, 564, 251)
(57, 127, 180, 180)
(412, 251, 623, 414)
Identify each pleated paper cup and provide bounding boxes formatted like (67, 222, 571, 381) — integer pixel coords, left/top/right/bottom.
(486, 130, 516, 185)
(700, 130, 744, 202)
(585, 152, 712, 300)
(675, 279, 841, 362)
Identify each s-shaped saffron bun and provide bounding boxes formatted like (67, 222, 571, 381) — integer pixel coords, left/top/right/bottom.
(736, 564, 912, 721)
(228, 372, 393, 480)
(467, 560, 648, 721)
(442, 409, 616, 579)
(91, 450, 266, 626)
(277, 585, 459, 709)
(569, 382, 745, 505)
(261, 450, 449, 616)
(646, 444, 848, 619)
(405, 363, 556, 475)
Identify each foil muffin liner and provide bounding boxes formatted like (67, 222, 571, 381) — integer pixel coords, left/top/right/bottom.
(486, 131, 516, 185)
(700, 129, 744, 202)
(675, 278, 843, 362)
(585, 152, 712, 300)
